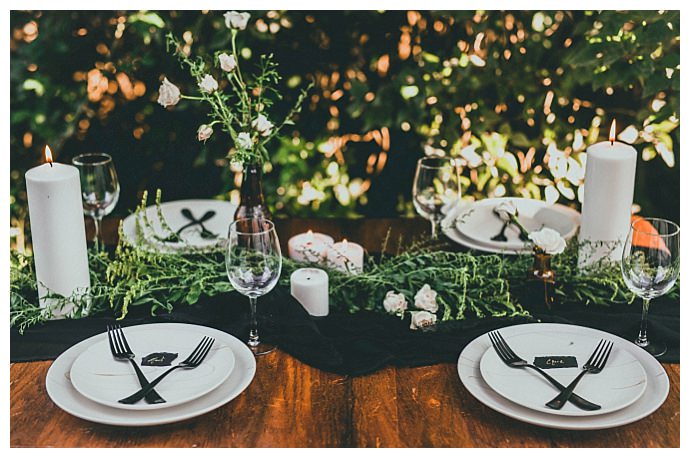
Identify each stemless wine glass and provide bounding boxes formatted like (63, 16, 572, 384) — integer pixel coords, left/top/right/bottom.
(412, 156, 460, 238)
(620, 217, 680, 357)
(72, 153, 120, 246)
(226, 218, 282, 355)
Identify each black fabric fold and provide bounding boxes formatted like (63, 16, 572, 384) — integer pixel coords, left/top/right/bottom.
(10, 287, 679, 375)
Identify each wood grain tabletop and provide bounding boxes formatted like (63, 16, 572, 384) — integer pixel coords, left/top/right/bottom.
(10, 217, 681, 447)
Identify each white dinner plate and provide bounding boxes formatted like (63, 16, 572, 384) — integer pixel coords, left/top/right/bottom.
(46, 323, 256, 426)
(456, 198, 580, 251)
(70, 326, 235, 410)
(458, 323, 669, 430)
(478, 331, 647, 416)
(121, 199, 237, 253)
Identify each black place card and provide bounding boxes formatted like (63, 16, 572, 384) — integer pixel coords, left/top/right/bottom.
(533, 356, 578, 369)
(141, 352, 178, 366)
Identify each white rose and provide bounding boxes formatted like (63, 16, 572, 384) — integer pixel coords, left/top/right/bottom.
(198, 74, 218, 93)
(251, 114, 274, 137)
(414, 284, 438, 313)
(494, 201, 518, 222)
(197, 124, 213, 142)
(157, 77, 181, 108)
(410, 311, 437, 330)
(236, 132, 253, 150)
(224, 11, 251, 30)
(528, 227, 566, 255)
(383, 291, 408, 314)
(218, 52, 237, 72)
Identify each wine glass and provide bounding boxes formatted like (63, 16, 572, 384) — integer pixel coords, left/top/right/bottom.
(620, 217, 680, 357)
(72, 153, 120, 247)
(226, 217, 282, 355)
(412, 156, 460, 238)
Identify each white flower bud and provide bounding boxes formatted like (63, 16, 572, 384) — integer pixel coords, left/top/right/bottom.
(218, 53, 237, 72)
(157, 77, 181, 108)
(528, 227, 566, 255)
(198, 74, 218, 93)
(224, 11, 251, 30)
(410, 311, 437, 330)
(197, 124, 213, 142)
(414, 284, 438, 313)
(383, 291, 408, 314)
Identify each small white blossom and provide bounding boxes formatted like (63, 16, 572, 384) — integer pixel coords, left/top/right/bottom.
(224, 11, 251, 30)
(218, 53, 237, 72)
(198, 74, 218, 93)
(410, 311, 437, 330)
(197, 124, 213, 142)
(494, 201, 518, 222)
(236, 132, 253, 150)
(251, 114, 274, 137)
(157, 77, 181, 108)
(528, 227, 566, 255)
(414, 284, 438, 313)
(383, 291, 408, 314)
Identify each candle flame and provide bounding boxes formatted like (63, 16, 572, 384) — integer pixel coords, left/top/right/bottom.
(609, 119, 616, 145)
(44, 145, 54, 167)
(342, 238, 348, 247)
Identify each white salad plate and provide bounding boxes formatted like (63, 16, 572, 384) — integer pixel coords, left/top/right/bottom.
(121, 199, 236, 253)
(458, 323, 669, 430)
(70, 325, 236, 411)
(456, 198, 580, 251)
(47, 323, 256, 426)
(478, 329, 647, 417)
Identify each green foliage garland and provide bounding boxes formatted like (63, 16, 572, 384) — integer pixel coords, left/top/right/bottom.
(11, 195, 678, 334)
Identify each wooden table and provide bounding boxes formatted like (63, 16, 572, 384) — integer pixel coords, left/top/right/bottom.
(10, 218, 680, 447)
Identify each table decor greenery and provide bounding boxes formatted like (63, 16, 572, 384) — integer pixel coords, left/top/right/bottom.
(10, 192, 678, 334)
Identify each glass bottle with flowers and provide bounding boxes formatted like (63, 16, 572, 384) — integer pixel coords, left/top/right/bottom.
(156, 11, 311, 220)
(526, 227, 567, 309)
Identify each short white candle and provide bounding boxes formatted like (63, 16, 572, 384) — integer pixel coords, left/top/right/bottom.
(287, 230, 334, 263)
(290, 268, 329, 316)
(25, 146, 91, 317)
(326, 239, 364, 273)
(578, 121, 637, 267)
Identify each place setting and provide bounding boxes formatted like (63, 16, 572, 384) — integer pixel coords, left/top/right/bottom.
(46, 322, 256, 426)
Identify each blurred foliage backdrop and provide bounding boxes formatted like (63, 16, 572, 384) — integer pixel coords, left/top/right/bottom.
(10, 10, 680, 242)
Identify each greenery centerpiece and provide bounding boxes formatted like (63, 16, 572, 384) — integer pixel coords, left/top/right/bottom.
(157, 11, 311, 219)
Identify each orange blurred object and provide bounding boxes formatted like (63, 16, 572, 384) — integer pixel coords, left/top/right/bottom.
(630, 216, 670, 253)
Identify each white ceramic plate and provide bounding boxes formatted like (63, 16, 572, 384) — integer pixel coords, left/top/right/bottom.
(478, 331, 647, 417)
(46, 323, 256, 426)
(456, 198, 580, 251)
(121, 199, 237, 253)
(70, 326, 235, 411)
(458, 323, 669, 430)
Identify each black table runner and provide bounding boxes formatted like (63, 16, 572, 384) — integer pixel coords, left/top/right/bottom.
(10, 288, 679, 375)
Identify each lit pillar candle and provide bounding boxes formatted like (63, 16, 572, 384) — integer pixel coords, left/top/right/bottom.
(578, 120, 637, 267)
(25, 146, 91, 317)
(326, 239, 364, 273)
(290, 268, 329, 316)
(287, 230, 334, 263)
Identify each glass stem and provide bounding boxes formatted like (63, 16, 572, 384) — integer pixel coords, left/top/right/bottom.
(92, 215, 103, 248)
(430, 217, 440, 239)
(248, 296, 259, 348)
(636, 298, 652, 347)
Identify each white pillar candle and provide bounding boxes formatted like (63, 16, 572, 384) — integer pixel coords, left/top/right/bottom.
(25, 146, 91, 317)
(326, 239, 364, 274)
(578, 122, 637, 267)
(290, 268, 329, 316)
(287, 230, 334, 263)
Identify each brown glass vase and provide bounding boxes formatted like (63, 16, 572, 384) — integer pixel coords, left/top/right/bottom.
(527, 250, 556, 309)
(233, 163, 272, 221)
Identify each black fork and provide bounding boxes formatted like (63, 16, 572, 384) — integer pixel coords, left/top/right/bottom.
(546, 339, 613, 410)
(118, 336, 215, 404)
(489, 331, 601, 411)
(107, 325, 166, 404)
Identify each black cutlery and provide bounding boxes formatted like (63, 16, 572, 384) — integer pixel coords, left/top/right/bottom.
(488, 331, 601, 411)
(118, 336, 215, 404)
(106, 325, 166, 404)
(546, 339, 613, 410)
(178, 208, 218, 239)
